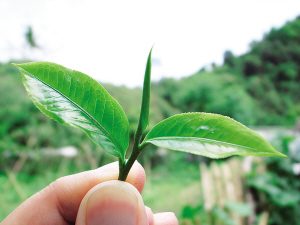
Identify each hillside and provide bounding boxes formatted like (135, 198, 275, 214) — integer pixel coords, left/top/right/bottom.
(153, 16, 300, 126)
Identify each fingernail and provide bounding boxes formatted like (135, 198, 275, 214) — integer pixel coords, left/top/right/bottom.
(154, 212, 177, 220)
(86, 184, 139, 225)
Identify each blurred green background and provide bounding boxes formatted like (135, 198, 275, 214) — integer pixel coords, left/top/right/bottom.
(1, 13, 300, 225)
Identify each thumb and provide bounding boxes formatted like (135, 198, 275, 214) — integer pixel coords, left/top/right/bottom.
(76, 180, 149, 225)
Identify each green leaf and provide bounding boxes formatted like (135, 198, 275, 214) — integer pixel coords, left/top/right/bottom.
(13, 62, 129, 160)
(138, 47, 153, 133)
(142, 113, 286, 158)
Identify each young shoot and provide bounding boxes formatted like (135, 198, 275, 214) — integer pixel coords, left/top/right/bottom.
(13, 47, 286, 181)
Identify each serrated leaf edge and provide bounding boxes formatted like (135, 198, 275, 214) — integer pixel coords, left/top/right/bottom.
(15, 64, 125, 158)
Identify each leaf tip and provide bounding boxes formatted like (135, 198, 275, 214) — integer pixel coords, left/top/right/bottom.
(150, 44, 154, 52)
(267, 148, 288, 158)
(11, 63, 26, 71)
(275, 152, 288, 158)
(11, 63, 25, 74)
(11, 63, 19, 68)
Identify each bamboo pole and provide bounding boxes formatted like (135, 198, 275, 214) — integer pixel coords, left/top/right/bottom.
(200, 163, 215, 211)
(228, 158, 245, 225)
(211, 162, 225, 225)
(211, 161, 225, 208)
(221, 162, 241, 224)
(229, 158, 244, 202)
(200, 163, 216, 225)
(258, 212, 269, 225)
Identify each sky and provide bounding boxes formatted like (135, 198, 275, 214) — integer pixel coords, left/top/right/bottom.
(1, 0, 300, 87)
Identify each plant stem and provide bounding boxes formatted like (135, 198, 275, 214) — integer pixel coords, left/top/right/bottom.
(118, 143, 148, 181)
(118, 124, 149, 181)
(118, 158, 126, 179)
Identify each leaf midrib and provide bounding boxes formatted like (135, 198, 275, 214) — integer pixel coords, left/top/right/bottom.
(144, 136, 261, 152)
(20, 67, 123, 154)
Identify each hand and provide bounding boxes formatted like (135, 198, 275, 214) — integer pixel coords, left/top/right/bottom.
(1, 161, 178, 225)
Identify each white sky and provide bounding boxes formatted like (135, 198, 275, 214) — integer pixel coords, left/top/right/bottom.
(1, 0, 300, 87)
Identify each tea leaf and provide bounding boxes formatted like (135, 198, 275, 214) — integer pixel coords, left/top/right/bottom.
(138, 47, 152, 133)
(142, 113, 286, 158)
(14, 62, 129, 160)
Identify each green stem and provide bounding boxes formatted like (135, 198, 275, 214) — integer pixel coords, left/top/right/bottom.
(118, 158, 125, 180)
(118, 124, 149, 181)
(118, 143, 148, 181)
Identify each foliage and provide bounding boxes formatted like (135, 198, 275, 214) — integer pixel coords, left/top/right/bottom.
(13, 49, 285, 180)
(247, 137, 300, 225)
(153, 17, 300, 126)
(0, 63, 89, 157)
(167, 72, 256, 125)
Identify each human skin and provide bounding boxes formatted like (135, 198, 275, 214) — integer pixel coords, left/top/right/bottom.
(1, 161, 178, 225)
